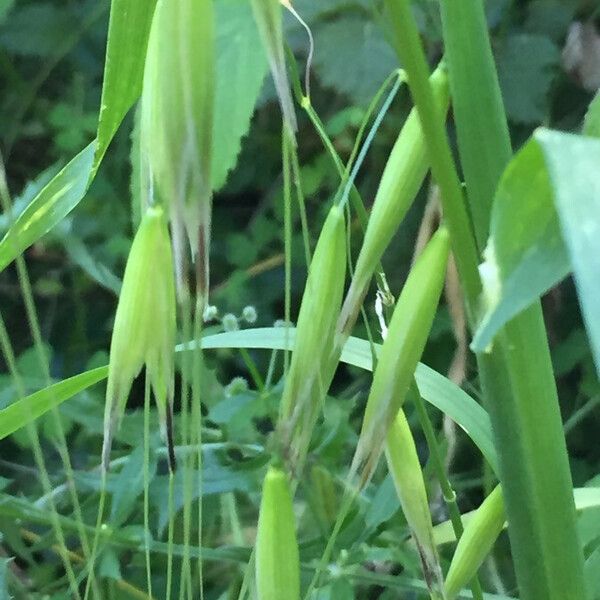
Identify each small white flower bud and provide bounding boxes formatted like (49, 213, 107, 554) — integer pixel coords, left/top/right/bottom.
(203, 304, 218, 322)
(222, 313, 239, 332)
(242, 305, 257, 324)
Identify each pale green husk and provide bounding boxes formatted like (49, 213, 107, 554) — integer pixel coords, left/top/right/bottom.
(141, 0, 215, 295)
(102, 205, 176, 470)
(255, 466, 301, 600)
(277, 204, 346, 466)
(445, 485, 505, 599)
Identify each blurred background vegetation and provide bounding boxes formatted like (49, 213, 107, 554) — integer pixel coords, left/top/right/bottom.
(1, 0, 600, 597)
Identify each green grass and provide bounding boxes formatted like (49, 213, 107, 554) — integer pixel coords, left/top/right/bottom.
(1, 0, 599, 599)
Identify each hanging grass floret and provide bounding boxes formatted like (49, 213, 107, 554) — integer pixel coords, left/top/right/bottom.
(102, 205, 177, 473)
(141, 0, 215, 302)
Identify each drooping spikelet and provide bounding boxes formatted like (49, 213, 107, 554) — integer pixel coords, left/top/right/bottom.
(102, 205, 177, 472)
(141, 0, 215, 301)
(277, 204, 346, 469)
(251, 0, 298, 134)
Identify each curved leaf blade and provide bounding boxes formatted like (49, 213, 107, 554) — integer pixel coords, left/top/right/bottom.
(473, 128, 600, 367)
(0, 142, 96, 273)
(0, 366, 108, 440)
(2, 329, 496, 472)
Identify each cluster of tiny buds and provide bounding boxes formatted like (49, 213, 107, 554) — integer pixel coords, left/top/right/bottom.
(225, 376, 249, 396)
(203, 304, 259, 330)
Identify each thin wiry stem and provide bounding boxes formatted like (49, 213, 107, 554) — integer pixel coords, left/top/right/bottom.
(0, 152, 93, 599)
(179, 294, 194, 600)
(192, 298, 205, 600)
(0, 314, 82, 598)
(143, 376, 154, 598)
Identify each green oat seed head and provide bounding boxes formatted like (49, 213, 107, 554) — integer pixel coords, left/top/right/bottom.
(255, 466, 301, 600)
(386, 409, 446, 598)
(277, 204, 346, 467)
(141, 0, 215, 299)
(445, 485, 505, 600)
(251, 0, 298, 134)
(102, 205, 177, 472)
(338, 65, 449, 340)
(351, 227, 450, 486)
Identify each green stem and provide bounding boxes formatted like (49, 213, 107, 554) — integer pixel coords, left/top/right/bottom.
(438, 1, 586, 597)
(179, 296, 193, 600)
(382, 0, 481, 315)
(166, 472, 175, 600)
(192, 298, 205, 600)
(143, 376, 153, 599)
(239, 347, 265, 392)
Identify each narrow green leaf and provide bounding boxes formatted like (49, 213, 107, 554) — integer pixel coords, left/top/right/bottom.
(0, 366, 107, 441)
(0, 328, 497, 479)
(0, 0, 158, 274)
(0, 141, 96, 274)
(95, 0, 158, 167)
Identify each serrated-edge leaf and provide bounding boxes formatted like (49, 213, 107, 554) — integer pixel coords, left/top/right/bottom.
(212, 0, 268, 190)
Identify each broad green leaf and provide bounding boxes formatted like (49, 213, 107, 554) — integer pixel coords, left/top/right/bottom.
(472, 137, 568, 351)
(0, 366, 107, 441)
(313, 16, 397, 106)
(473, 129, 600, 377)
(95, 0, 158, 167)
(0, 0, 13, 22)
(109, 443, 156, 527)
(63, 234, 122, 294)
(496, 33, 560, 124)
(212, 0, 268, 190)
(0, 142, 96, 274)
(539, 129, 600, 376)
(0, 2, 79, 56)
